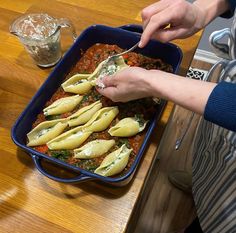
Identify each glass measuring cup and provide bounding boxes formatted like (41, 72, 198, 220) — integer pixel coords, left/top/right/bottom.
(9, 13, 77, 67)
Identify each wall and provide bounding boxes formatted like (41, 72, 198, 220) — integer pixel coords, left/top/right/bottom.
(198, 15, 233, 52)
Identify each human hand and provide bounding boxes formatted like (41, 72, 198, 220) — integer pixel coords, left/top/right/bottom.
(96, 67, 154, 102)
(96, 65, 217, 115)
(139, 0, 206, 47)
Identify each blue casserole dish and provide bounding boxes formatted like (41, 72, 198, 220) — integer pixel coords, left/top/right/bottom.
(11, 24, 182, 186)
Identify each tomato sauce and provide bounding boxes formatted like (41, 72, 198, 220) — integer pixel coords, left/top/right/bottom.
(31, 43, 173, 177)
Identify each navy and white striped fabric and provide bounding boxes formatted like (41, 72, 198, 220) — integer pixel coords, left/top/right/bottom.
(192, 72, 236, 233)
(193, 120, 236, 233)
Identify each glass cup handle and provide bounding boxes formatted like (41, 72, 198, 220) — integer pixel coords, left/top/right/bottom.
(57, 18, 77, 41)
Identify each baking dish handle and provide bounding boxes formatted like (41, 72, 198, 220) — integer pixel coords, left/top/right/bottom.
(119, 24, 143, 34)
(31, 154, 93, 183)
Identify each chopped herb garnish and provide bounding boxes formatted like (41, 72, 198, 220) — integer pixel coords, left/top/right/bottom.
(91, 91, 101, 100)
(117, 138, 130, 148)
(51, 150, 71, 161)
(135, 114, 145, 127)
(94, 54, 100, 59)
(81, 95, 89, 103)
(45, 115, 60, 120)
(87, 165, 99, 172)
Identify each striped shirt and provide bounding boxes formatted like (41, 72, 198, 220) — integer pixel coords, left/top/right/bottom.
(193, 120, 236, 233)
(193, 64, 236, 232)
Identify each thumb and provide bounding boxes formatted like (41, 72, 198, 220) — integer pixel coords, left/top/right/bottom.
(100, 75, 117, 88)
(96, 85, 118, 101)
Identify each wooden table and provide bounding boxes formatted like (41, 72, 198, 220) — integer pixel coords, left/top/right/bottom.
(0, 1, 202, 232)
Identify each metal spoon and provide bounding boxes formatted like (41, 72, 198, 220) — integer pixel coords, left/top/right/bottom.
(103, 41, 139, 65)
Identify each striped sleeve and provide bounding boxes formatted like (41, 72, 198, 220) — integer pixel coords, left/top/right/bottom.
(204, 81, 236, 132)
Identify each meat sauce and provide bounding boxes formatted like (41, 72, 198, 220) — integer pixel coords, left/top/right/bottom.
(32, 43, 173, 177)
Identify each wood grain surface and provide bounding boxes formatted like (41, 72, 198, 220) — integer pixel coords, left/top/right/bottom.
(0, 1, 202, 232)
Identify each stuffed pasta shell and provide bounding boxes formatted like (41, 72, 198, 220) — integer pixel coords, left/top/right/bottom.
(47, 126, 92, 150)
(61, 73, 92, 94)
(88, 56, 129, 87)
(27, 119, 68, 147)
(43, 95, 83, 116)
(94, 144, 132, 176)
(108, 117, 148, 137)
(67, 100, 102, 127)
(73, 139, 115, 159)
(83, 106, 119, 132)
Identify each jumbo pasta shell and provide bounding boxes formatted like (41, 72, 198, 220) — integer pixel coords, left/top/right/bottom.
(88, 56, 129, 86)
(47, 125, 92, 150)
(43, 95, 83, 116)
(67, 100, 102, 127)
(108, 117, 148, 137)
(27, 119, 68, 146)
(61, 74, 92, 94)
(73, 139, 115, 159)
(94, 144, 132, 176)
(83, 106, 119, 132)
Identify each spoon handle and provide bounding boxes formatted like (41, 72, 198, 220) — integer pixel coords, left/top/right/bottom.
(108, 42, 139, 60)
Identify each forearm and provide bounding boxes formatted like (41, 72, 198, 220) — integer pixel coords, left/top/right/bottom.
(99, 67, 216, 115)
(194, 0, 230, 27)
(147, 72, 217, 115)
